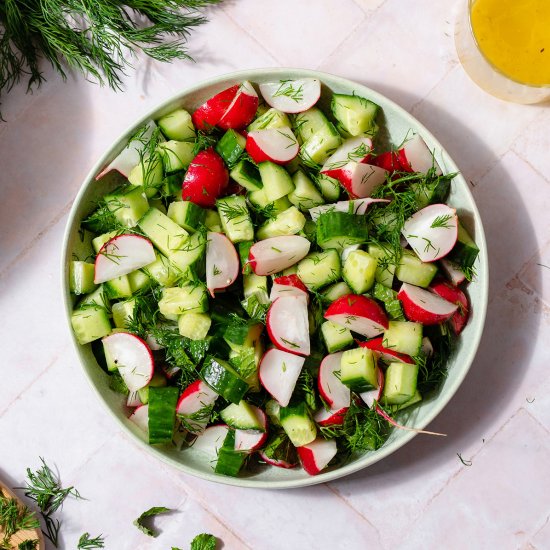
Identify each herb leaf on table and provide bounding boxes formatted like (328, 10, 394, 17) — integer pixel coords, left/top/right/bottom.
(77, 532, 105, 549)
(190, 533, 217, 550)
(133, 506, 171, 537)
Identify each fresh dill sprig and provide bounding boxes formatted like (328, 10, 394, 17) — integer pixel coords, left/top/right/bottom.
(77, 532, 105, 549)
(17, 540, 39, 550)
(0, 492, 39, 548)
(272, 80, 304, 103)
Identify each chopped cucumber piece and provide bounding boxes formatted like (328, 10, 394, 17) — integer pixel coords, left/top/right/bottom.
(293, 107, 331, 144)
(70, 261, 96, 295)
(217, 195, 254, 243)
(321, 320, 354, 353)
(230, 160, 263, 192)
(300, 123, 342, 166)
(137, 371, 167, 405)
(215, 429, 247, 476)
(128, 155, 164, 198)
(157, 108, 195, 141)
(112, 298, 137, 329)
(412, 177, 450, 208)
(258, 162, 294, 202)
(178, 312, 211, 340)
(396, 250, 438, 288)
(157, 140, 195, 173)
(342, 250, 377, 293)
(382, 362, 419, 405)
(297, 249, 341, 290)
(105, 185, 149, 228)
(201, 356, 249, 404)
(168, 231, 206, 275)
(256, 206, 306, 239)
(71, 306, 111, 345)
(372, 282, 405, 321)
(158, 284, 208, 316)
(142, 253, 179, 287)
(220, 401, 264, 431)
(390, 389, 422, 412)
(448, 221, 479, 271)
(238, 241, 253, 274)
(340, 347, 378, 392)
(315, 172, 341, 201)
(265, 399, 281, 426)
(331, 93, 379, 137)
(128, 269, 151, 293)
(280, 401, 317, 447)
(368, 242, 396, 288)
(104, 275, 133, 298)
(383, 320, 422, 356)
(248, 108, 291, 131)
(79, 285, 110, 311)
(204, 209, 223, 232)
(316, 212, 368, 250)
(92, 230, 120, 254)
(167, 201, 206, 233)
(289, 170, 325, 211)
(139, 207, 189, 256)
(148, 386, 179, 445)
(215, 129, 246, 167)
(322, 281, 352, 303)
(243, 273, 269, 303)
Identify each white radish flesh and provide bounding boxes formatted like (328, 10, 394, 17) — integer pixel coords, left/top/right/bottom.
(247, 127, 299, 163)
(267, 295, 310, 356)
(314, 407, 347, 426)
(325, 313, 387, 339)
(269, 283, 308, 302)
(249, 235, 310, 276)
(176, 380, 218, 434)
(321, 137, 373, 174)
(259, 79, 321, 114)
(400, 134, 442, 175)
(317, 353, 350, 409)
(94, 234, 156, 284)
(402, 204, 458, 262)
(259, 348, 305, 407)
(235, 407, 268, 452)
(298, 438, 338, 475)
(192, 425, 230, 457)
(439, 258, 467, 286)
(309, 198, 389, 221)
(346, 162, 388, 198)
(127, 390, 142, 408)
(129, 404, 149, 432)
(399, 283, 458, 319)
(206, 232, 240, 296)
(360, 368, 384, 408)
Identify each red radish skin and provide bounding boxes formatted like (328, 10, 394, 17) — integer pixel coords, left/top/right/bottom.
(430, 280, 470, 334)
(259, 78, 321, 114)
(358, 337, 414, 364)
(248, 236, 310, 276)
(258, 451, 298, 469)
(325, 294, 389, 338)
(102, 332, 154, 392)
(402, 203, 458, 262)
(336, 161, 388, 199)
(314, 407, 348, 427)
(182, 148, 229, 208)
(270, 275, 309, 302)
(397, 283, 458, 325)
(273, 274, 308, 293)
(372, 150, 402, 173)
(259, 348, 305, 407)
(266, 295, 310, 356)
(235, 407, 268, 452)
(94, 234, 156, 284)
(206, 232, 240, 297)
(320, 137, 373, 180)
(192, 85, 240, 130)
(309, 198, 389, 222)
(317, 353, 350, 409)
(218, 81, 258, 130)
(246, 128, 299, 164)
(375, 405, 446, 437)
(297, 438, 338, 475)
(129, 404, 149, 432)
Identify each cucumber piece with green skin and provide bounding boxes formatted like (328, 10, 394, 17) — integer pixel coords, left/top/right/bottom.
(178, 312, 211, 340)
(382, 362, 419, 405)
(258, 162, 294, 202)
(412, 176, 451, 209)
(168, 231, 206, 274)
(157, 108, 195, 141)
(372, 283, 405, 321)
(104, 275, 133, 298)
(92, 230, 121, 254)
(128, 155, 164, 198)
(331, 93, 379, 137)
(259, 432, 298, 467)
(148, 386, 179, 445)
(396, 250, 438, 288)
(163, 172, 184, 199)
(157, 140, 195, 173)
(137, 371, 167, 405)
(265, 399, 281, 426)
(112, 298, 137, 328)
(138, 207, 189, 257)
(300, 123, 342, 167)
(215, 129, 246, 167)
(340, 347, 378, 392)
(215, 429, 247, 476)
(204, 209, 223, 232)
(280, 401, 317, 447)
(71, 306, 112, 345)
(448, 221, 479, 271)
(128, 269, 151, 293)
(105, 185, 149, 228)
(321, 281, 352, 303)
(248, 108, 291, 131)
(315, 173, 341, 202)
(390, 389, 422, 412)
(158, 284, 208, 316)
(230, 159, 263, 192)
(316, 212, 368, 250)
(368, 243, 396, 288)
(342, 250, 377, 294)
(243, 273, 269, 303)
(301, 219, 317, 243)
(200, 356, 249, 404)
(297, 249, 341, 290)
(217, 195, 255, 243)
(321, 320, 354, 353)
(289, 170, 325, 211)
(383, 320, 423, 356)
(293, 107, 331, 144)
(167, 201, 206, 233)
(239, 241, 254, 274)
(220, 400, 265, 431)
(78, 285, 110, 311)
(256, 206, 306, 239)
(70, 261, 96, 295)
(142, 253, 179, 287)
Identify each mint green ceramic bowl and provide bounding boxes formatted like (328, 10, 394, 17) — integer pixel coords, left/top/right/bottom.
(62, 68, 488, 488)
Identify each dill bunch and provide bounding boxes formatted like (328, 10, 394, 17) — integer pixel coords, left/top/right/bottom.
(0, 0, 221, 109)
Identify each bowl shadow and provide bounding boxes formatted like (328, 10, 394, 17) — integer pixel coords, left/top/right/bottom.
(330, 82, 542, 486)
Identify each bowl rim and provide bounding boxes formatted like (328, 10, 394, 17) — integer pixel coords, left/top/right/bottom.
(61, 67, 489, 489)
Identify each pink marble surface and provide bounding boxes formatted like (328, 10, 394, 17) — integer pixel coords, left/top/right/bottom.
(1, 1, 549, 548)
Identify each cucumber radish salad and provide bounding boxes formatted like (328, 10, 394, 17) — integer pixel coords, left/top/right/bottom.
(69, 77, 479, 478)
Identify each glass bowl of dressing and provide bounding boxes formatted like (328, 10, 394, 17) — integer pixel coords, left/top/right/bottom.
(455, 0, 550, 104)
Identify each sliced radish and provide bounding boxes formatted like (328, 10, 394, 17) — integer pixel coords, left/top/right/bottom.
(129, 404, 149, 432)
(336, 161, 388, 199)
(321, 137, 373, 179)
(127, 390, 142, 408)
(192, 424, 230, 457)
(94, 234, 156, 284)
(259, 348, 305, 407)
(102, 332, 154, 392)
(192, 85, 240, 131)
(402, 204, 458, 262)
(246, 127, 299, 164)
(358, 337, 414, 364)
(259, 78, 321, 114)
(206, 232, 239, 297)
(314, 407, 348, 427)
(297, 438, 338, 475)
(266, 295, 310, 356)
(397, 283, 458, 325)
(270, 283, 308, 302)
(360, 367, 384, 408)
(430, 280, 469, 334)
(325, 294, 389, 338)
(235, 407, 268, 452)
(439, 258, 467, 286)
(317, 353, 350, 409)
(97, 120, 158, 179)
(273, 274, 308, 293)
(176, 379, 219, 434)
(309, 198, 390, 222)
(218, 81, 259, 130)
(248, 236, 310, 276)
(375, 405, 446, 437)
(372, 150, 401, 172)
(421, 336, 434, 356)
(258, 451, 297, 469)
(397, 134, 442, 175)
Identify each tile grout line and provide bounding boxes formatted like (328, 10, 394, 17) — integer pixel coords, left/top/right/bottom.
(521, 406, 550, 436)
(510, 145, 550, 187)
